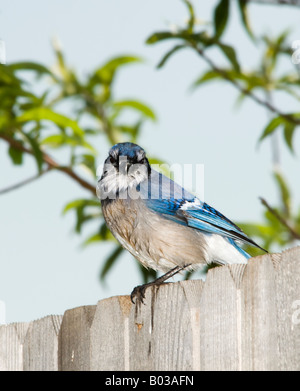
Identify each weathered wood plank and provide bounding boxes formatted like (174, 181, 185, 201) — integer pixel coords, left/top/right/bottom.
(0, 247, 299, 371)
(241, 254, 279, 370)
(127, 287, 155, 370)
(274, 247, 300, 371)
(198, 265, 244, 371)
(0, 322, 29, 371)
(128, 281, 195, 371)
(90, 296, 132, 371)
(180, 279, 205, 371)
(23, 315, 62, 371)
(58, 305, 96, 371)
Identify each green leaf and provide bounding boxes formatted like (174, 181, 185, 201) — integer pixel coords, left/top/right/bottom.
(157, 44, 187, 69)
(82, 224, 114, 246)
(75, 206, 85, 233)
(63, 199, 101, 235)
(0, 64, 22, 86)
(41, 134, 96, 153)
(0, 86, 36, 101)
(217, 43, 240, 73)
(283, 123, 296, 153)
(75, 153, 96, 171)
(40, 134, 66, 146)
(273, 170, 291, 217)
(259, 116, 285, 142)
(238, 223, 273, 238)
(98, 222, 113, 240)
(74, 210, 100, 234)
(148, 157, 172, 178)
(237, 0, 254, 40)
(136, 261, 157, 284)
(115, 122, 142, 142)
(17, 107, 84, 137)
(263, 208, 280, 229)
(63, 198, 100, 214)
(147, 31, 212, 46)
(113, 100, 156, 121)
(193, 68, 247, 90)
(52, 39, 68, 75)
(100, 245, 124, 281)
(214, 0, 230, 39)
(83, 233, 103, 246)
(9, 62, 56, 79)
(21, 131, 44, 172)
(93, 56, 142, 85)
(183, 0, 195, 33)
(8, 146, 23, 165)
(192, 70, 224, 89)
(146, 31, 177, 45)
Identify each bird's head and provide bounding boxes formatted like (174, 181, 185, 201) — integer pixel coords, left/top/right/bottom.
(97, 142, 151, 200)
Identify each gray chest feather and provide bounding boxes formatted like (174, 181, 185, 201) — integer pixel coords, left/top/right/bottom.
(101, 198, 207, 272)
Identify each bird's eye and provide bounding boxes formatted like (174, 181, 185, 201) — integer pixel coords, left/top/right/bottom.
(110, 155, 117, 164)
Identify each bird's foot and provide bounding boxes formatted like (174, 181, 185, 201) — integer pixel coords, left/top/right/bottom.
(130, 263, 192, 305)
(130, 284, 147, 304)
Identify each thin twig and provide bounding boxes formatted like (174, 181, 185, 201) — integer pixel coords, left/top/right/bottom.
(191, 44, 300, 126)
(0, 168, 51, 195)
(249, 0, 300, 7)
(265, 90, 281, 168)
(260, 197, 300, 240)
(82, 91, 118, 145)
(0, 133, 96, 196)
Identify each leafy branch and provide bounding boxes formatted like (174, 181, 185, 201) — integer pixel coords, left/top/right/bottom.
(260, 197, 300, 241)
(0, 167, 51, 196)
(190, 44, 300, 127)
(146, 0, 300, 252)
(0, 44, 157, 283)
(1, 0, 300, 286)
(146, 0, 300, 150)
(0, 132, 96, 195)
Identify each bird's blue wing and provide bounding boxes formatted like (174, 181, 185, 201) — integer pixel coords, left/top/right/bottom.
(139, 170, 262, 249)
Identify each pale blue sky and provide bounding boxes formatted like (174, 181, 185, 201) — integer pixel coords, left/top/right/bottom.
(0, 0, 299, 323)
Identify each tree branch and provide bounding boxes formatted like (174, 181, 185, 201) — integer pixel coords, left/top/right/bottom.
(191, 44, 300, 126)
(249, 0, 300, 7)
(260, 197, 300, 240)
(0, 133, 96, 196)
(0, 168, 51, 195)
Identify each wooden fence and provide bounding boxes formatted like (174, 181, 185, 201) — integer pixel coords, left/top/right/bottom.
(0, 246, 299, 371)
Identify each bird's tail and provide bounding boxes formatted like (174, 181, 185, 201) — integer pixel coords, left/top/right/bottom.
(228, 238, 251, 260)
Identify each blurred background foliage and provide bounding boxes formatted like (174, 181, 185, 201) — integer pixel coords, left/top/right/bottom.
(1, 0, 300, 284)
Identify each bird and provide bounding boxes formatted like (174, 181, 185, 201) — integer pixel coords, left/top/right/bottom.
(97, 142, 266, 303)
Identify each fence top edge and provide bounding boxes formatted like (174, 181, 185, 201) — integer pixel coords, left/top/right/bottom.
(1, 246, 299, 327)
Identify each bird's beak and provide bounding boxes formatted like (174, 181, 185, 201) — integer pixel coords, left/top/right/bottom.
(117, 156, 131, 174)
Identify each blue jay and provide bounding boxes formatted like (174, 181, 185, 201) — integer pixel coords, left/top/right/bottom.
(97, 142, 265, 303)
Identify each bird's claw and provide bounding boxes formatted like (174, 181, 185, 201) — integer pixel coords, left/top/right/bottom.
(130, 264, 192, 305)
(131, 284, 147, 305)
